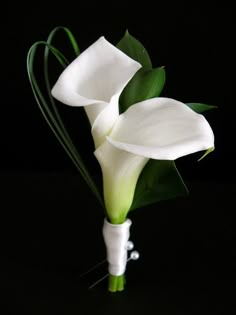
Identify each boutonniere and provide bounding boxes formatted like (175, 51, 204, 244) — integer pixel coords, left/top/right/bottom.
(27, 27, 215, 292)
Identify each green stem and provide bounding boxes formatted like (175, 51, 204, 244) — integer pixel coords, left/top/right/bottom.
(117, 274, 125, 291)
(108, 274, 125, 292)
(108, 274, 118, 292)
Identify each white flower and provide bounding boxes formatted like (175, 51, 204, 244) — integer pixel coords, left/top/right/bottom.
(52, 36, 141, 148)
(52, 37, 214, 223)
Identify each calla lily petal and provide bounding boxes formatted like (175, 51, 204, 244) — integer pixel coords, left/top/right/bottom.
(91, 93, 120, 148)
(94, 141, 148, 223)
(106, 98, 214, 160)
(52, 36, 141, 146)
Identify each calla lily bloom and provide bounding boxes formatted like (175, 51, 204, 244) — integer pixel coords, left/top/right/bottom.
(52, 36, 141, 148)
(51, 36, 214, 224)
(94, 97, 214, 223)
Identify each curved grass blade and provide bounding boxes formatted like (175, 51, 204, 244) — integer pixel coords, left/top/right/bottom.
(27, 41, 104, 207)
(46, 26, 80, 57)
(43, 27, 83, 165)
(27, 42, 84, 174)
(44, 26, 80, 119)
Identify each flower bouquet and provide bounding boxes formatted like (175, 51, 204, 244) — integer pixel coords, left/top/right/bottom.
(27, 27, 214, 292)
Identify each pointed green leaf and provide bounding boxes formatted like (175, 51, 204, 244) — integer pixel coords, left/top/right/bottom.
(186, 103, 217, 113)
(130, 160, 189, 211)
(117, 30, 152, 69)
(119, 67, 166, 112)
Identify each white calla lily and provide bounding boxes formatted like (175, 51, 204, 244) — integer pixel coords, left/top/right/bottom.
(28, 27, 217, 293)
(95, 97, 214, 222)
(94, 141, 148, 223)
(107, 97, 214, 160)
(51, 37, 214, 224)
(51, 36, 141, 147)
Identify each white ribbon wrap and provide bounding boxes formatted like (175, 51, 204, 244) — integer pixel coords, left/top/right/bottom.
(102, 218, 132, 276)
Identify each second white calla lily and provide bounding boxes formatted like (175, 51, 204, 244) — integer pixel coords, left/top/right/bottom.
(94, 97, 214, 222)
(52, 36, 214, 223)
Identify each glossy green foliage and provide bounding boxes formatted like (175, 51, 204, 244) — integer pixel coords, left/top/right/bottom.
(117, 31, 166, 112)
(117, 31, 189, 211)
(186, 103, 217, 113)
(119, 67, 166, 112)
(131, 160, 189, 210)
(117, 30, 152, 69)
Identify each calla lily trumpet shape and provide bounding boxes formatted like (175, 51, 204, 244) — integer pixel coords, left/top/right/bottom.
(52, 36, 214, 223)
(94, 97, 214, 222)
(52, 36, 141, 148)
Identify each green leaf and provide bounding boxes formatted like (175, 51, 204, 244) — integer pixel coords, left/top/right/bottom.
(186, 103, 217, 113)
(117, 30, 152, 70)
(119, 67, 166, 112)
(130, 160, 189, 211)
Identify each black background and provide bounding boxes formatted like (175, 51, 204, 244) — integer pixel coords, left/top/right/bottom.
(2, 2, 235, 314)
